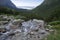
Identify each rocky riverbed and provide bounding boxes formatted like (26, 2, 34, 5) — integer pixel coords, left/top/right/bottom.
(0, 15, 49, 40)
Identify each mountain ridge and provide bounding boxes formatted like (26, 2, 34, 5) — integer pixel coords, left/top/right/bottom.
(33, 0, 60, 21)
(0, 0, 17, 9)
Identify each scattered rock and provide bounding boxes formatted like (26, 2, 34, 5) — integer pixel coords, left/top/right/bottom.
(45, 29, 50, 31)
(0, 15, 49, 40)
(30, 32, 34, 35)
(40, 30, 46, 34)
(0, 21, 8, 25)
(49, 29, 54, 32)
(0, 28, 6, 33)
(9, 33, 15, 36)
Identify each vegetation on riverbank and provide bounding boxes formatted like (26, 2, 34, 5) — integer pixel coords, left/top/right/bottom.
(43, 21, 60, 40)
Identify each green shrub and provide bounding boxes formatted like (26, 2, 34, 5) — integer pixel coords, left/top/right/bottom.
(52, 25, 60, 30)
(49, 21, 60, 25)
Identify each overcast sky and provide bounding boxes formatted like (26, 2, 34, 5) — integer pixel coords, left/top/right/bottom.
(11, 0, 44, 9)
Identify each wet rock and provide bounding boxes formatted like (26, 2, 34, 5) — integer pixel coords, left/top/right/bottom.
(38, 29, 46, 34)
(41, 32, 46, 34)
(0, 21, 8, 25)
(9, 33, 15, 36)
(10, 25, 18, 29)
(5, 19, 24, 31)
(45, 29, 54, 32)
(30, 32, 34, 35)
(45, 29, 50, 31)
(0, 33, 2, 35)
(34, 29, 39, 32)
(12, 19, 24, 26)
(0, 28, 6, 33)
(33, 19, 44, 29)
(14, 29, 21, 33)
(0, 15, 9, 21)
(13, 19, 24, 22)
(49, 29, 54, 32)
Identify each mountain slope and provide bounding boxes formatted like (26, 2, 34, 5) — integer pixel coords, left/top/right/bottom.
(0, 0, 17, 9)
(0, 0, 29, 12)
(33, 0, 60, 21)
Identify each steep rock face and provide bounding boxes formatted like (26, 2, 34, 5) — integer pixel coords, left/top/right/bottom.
(0, 0, 16, 9)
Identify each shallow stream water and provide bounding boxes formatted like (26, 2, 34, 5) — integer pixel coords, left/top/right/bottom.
(0, 19, 49, 40)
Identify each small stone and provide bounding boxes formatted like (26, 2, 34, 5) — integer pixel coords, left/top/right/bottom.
(0, 28, 6, 33)
(0, 21, 8, 25)
(40, 30, 46, 34)
(45, 29, 50, 31)
(9, 33, 15, 36)
(38, 35, 40, 38)
(35, 29, 39, 32)
(49, 30, 54, 32)
(30, 32, 34, 35)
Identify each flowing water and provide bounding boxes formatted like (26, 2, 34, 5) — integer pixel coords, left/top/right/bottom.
(0, 18, 49, 40)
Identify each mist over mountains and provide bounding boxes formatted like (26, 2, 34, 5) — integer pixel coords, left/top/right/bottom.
(17, 6, 35, 10)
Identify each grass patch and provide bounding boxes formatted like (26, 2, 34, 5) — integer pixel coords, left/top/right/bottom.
(46, 30, 60, 40)
(49, 21, 60, 25)
(43, 24, 60, 40)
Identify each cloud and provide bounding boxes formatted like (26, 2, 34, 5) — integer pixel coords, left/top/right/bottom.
(17, 6, 35, 10)
(11, 0, 44, 9)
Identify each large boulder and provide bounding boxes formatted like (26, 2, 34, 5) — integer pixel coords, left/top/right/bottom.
(5, 19, 24, 30)
(33, 19, 44, 29)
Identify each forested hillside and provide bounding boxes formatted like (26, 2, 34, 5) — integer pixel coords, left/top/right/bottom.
(33, 0, 60, 22)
